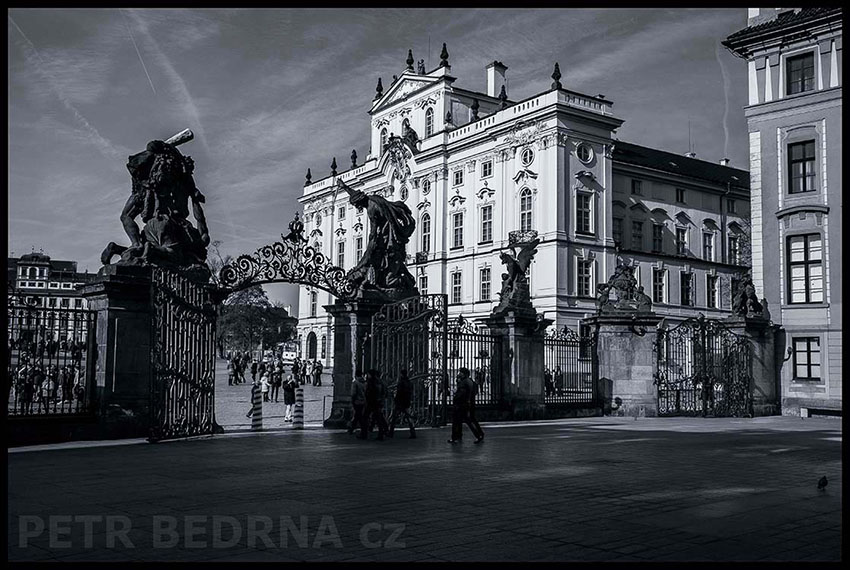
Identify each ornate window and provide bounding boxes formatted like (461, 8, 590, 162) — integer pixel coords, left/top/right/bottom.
(728, 235, 741, 265)
(422, 178, 431, 194)
(315, 213, 322, 226)
(652, 223, 664, 253)
(310, 291, 318, 317)
(788, 141, 816, 194)
(520, 147, 534, 166)
(577, 260, 593, 297)
(788, 233, 823, 304)
(338, 206, 346, 220)
(480, 267, 491, 301)
(703, 232, 714, 262)
(336, 241, 345, 268)
(576, 193, 593, 235)
(421, 213, 431, 252)
(425, 107, 434, 137)
(786, 52, 815, 95)
(481, 160, 493, 178)
(400, 186, 409, 201)
(706, 275, 719, 308)
(676, 227, 688, 255)
(480, 205, 493, 244)
(453, 169, 463, 186)
(652, 268, 667, 304)
(380, 128, 388, 152)
(576, 143, 593, 164)
(419, 275, 428, 295)
(355, 237, 364, 261)
(680, 272, 693, 306)
(451, 272, 462, 304)
(452, 212, 464, 249)
(792, 337, 821, 380)
(519, 188, 533, 232)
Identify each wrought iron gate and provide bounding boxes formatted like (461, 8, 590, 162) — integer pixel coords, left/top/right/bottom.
(654, 315, 753, 417)
(149, 268, 217, 441)
(543, 325, 597, 405)
(370, 294, 448, 427)
(446, 316, 502, 406)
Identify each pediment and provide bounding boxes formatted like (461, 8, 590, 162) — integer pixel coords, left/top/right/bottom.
(371, 74, 441, 114)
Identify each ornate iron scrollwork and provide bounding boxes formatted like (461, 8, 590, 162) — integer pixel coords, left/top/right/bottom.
(218, 216, 356, 300)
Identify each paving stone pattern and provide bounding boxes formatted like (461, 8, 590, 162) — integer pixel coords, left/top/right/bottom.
(7, 416, 841, 561)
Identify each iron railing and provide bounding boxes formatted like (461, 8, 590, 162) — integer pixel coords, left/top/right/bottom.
(445, 315, 502, 405)
(543, 325, 596, 405)
(7, 287, 96, 416)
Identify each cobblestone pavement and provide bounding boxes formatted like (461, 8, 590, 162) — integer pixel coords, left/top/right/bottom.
(7, 416, 841, 561)
(214, 359, 333, 430)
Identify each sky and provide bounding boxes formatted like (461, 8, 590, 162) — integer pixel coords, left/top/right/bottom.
(7, 8, 750, 311)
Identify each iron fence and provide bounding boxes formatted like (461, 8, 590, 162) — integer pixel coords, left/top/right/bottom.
(543, 325, 596, 405)
(7, 288, 96, 417)
(445, 316, 502, 406)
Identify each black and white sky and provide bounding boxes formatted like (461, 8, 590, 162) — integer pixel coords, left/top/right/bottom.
(8, 8, 749, 309)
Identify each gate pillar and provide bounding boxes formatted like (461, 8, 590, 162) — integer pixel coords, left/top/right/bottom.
(584, 313, 662, 417)
(324, 299, 383, 429)
(725, 316, 780, 416)
(80, 265, 153, 438)
(483, 310, 551, 420)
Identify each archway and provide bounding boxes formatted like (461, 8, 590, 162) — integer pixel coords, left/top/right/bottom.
(306, 332, 318, 360)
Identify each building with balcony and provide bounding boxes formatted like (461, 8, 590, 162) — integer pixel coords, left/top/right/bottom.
(297, 50, 751, 368)
(723, 7, 842, 416)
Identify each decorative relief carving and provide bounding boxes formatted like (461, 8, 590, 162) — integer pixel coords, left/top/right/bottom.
(504, 120, 541, 148)
(448, 194, 466, 208)
(466, 160, 477, 173)
(413, 95, 438, 109)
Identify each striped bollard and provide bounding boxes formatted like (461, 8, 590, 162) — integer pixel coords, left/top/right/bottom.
(251, 385, 263, 430)
(292, 386, 304, 429)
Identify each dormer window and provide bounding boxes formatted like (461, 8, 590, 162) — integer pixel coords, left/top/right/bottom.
(786, 52, 815, 95)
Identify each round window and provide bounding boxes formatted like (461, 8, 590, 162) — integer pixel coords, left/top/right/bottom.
(520, 147, 534, 167)
(315, 213, 322, 226)
(422, 178, 431, 194)
(400, 185, 409, 201)
(576, 143, 594, 164)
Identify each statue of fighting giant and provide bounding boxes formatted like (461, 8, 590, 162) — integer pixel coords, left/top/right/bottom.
(101, 129, 211, 282)
(336, 179, 418, 302)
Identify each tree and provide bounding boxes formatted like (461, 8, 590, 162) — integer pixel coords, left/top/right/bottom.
(207, 240, 232, 287)
(217, 285, 297, 358)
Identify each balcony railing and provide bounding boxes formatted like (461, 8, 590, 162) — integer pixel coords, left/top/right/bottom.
(508, 230, 539, 245)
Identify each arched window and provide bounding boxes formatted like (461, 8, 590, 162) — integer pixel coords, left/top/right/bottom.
(425, 107, 434, 137)
(320, 335, 327, 359)
(421, 213, 431, 253)
(310, 291, 318, 317)
(306, 332, 317, 359)
(520, 188, 533, 232)
(380, 128, 388, 152)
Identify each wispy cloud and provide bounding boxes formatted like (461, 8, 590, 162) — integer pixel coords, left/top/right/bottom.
(8, 14, 124, 160)
(119, 8, 156, 96)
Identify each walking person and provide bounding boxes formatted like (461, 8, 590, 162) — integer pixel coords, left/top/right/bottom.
(260, 372, 271, 402)
(246, 378, 261, 418)
(447, 367, 484, 444)
(250, 359, 258, 382)
(312, 359, 323, 387)
(227, 359, 235, 386)
(270, 367, 282, 403)
(362, 369, 389, 440)
(283, 371, 297, 422)
(349, 370, 367, 435)
(388, 369, 416, 439)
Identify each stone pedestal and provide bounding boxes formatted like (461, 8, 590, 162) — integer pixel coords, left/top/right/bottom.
(725, 316, 780, 416)
(79, 265, 154, 439)
(483, 309, 550, 421)
(323, 299, 383, 429)
(585, 312, 663, 417)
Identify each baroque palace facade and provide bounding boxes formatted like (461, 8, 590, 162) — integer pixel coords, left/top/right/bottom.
(297, 51, 751, 367)
(724, 7, 842, 416)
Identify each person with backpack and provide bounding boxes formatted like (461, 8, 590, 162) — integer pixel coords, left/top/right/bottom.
(388, 369, 416, 439)
(349, 370, 367, 435)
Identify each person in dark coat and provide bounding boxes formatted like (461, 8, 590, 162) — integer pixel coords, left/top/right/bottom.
(282, 372, 297, 422)
(349, 370, 367, 435)
(388, 369, 416, 439)
(312, 360, 323, 386)
(448, 367, 484, 444)
(362, 369, 388, 440)
(250, 359, 258, 381)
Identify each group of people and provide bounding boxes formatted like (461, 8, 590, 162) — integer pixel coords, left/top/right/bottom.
(544, 365, 566, 397)
(225, 352, 324, 388)
(246, 369, 299, 422)
(347, 367, 484, 444)
(9, 362, 85, 415)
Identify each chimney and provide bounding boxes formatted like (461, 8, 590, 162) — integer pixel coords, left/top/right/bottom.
(719, 158, 730, 166)
(685, 152, 697, 159)
(486, 61, 507, 98)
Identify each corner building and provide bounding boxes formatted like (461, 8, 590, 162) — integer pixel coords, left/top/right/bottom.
(724, 7, 842, 416)
(298, 54, 751, 370)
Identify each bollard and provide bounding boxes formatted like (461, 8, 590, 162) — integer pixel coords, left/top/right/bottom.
(251, 384, 263, 431)
(292, 386, 304, 429)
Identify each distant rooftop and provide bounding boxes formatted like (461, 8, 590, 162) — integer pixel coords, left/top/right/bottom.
(724, 7, 842, 46)
(613, 141, 750, 189)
